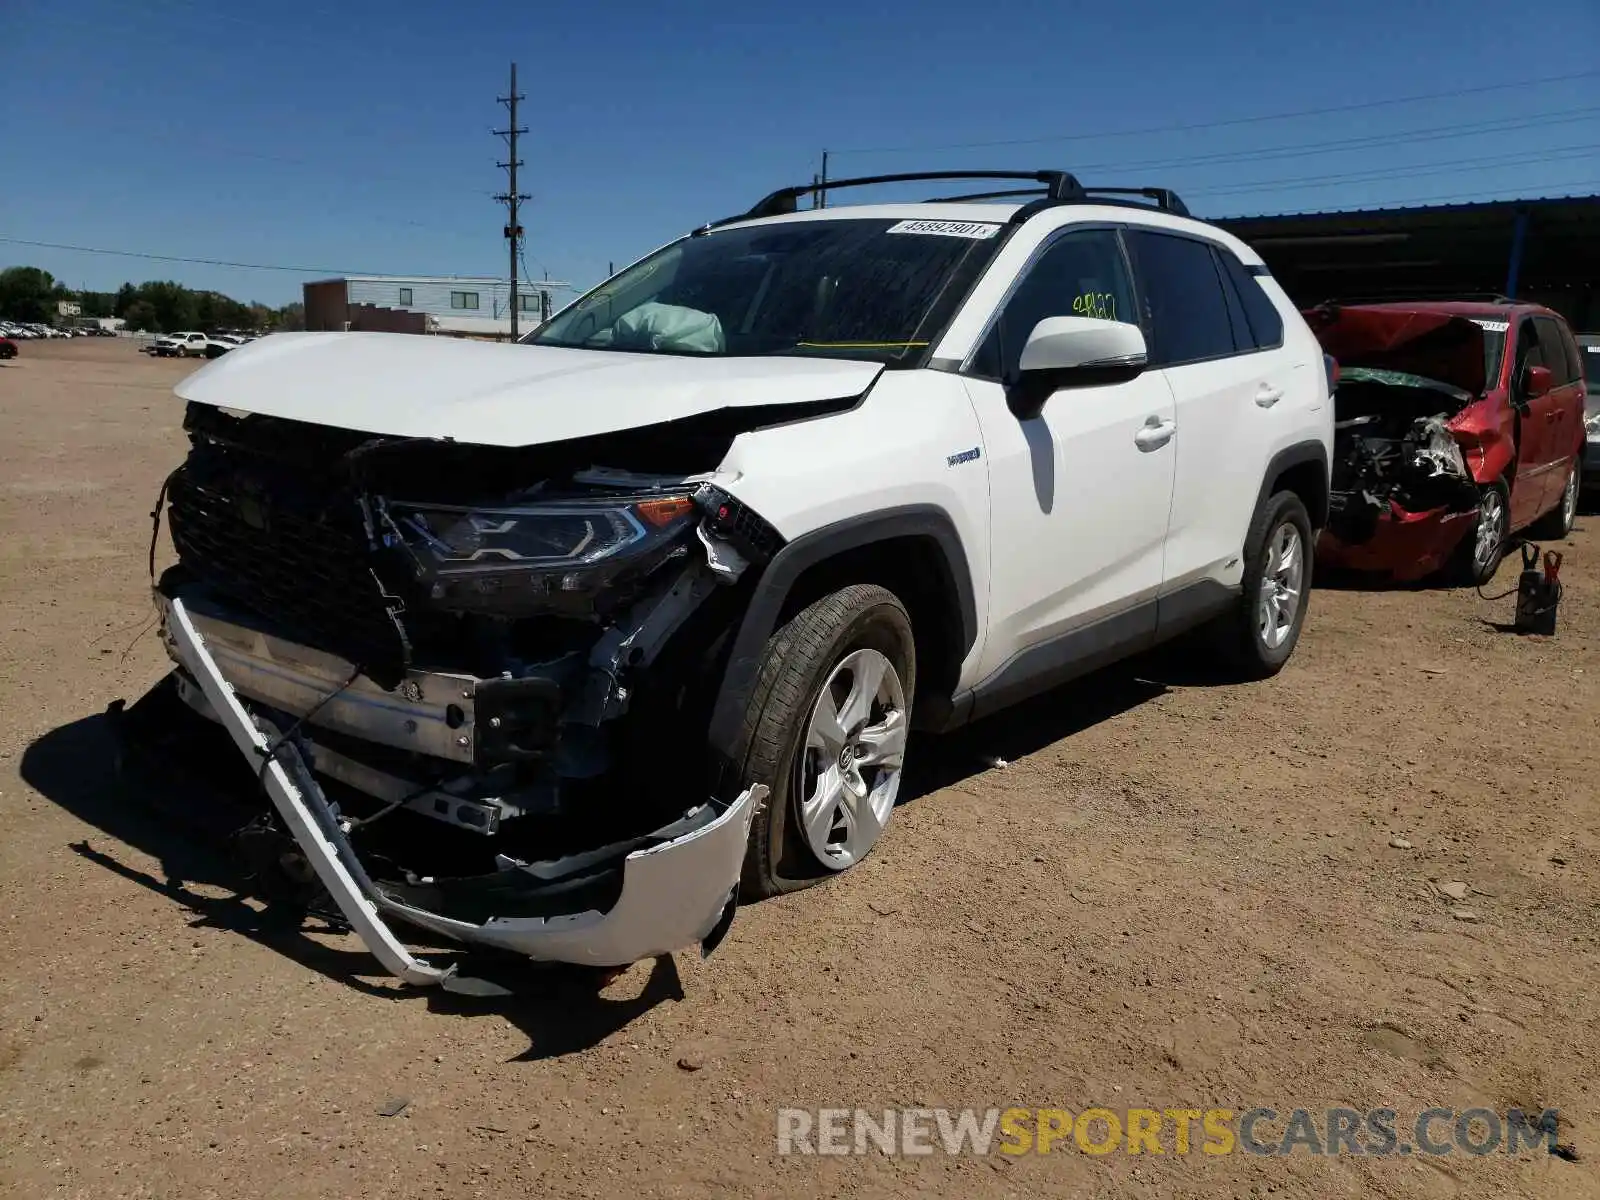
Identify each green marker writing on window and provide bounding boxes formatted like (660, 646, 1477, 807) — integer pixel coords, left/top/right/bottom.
(1071, 292, 1118, 321)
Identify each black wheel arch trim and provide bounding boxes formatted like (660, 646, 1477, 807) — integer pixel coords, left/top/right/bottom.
(1258, 439, 1330, 530)
(706, 505, 979, 760)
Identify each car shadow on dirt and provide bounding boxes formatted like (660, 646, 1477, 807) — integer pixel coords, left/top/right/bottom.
(20, 710, 687, 1060)
(899, 643, 1227, 801)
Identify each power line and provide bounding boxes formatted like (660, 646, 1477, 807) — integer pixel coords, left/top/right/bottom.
(0, 234, 587, 297)
(800, 108, 1598, 207)
(1069, 107, 1600, 176)
(1189, 143, 1599, 199)
(1210, 178, 1600, 218)
(0, 237, 370, 275)
(830, 69, 1600, 156)
(823, 106, 1598, 188)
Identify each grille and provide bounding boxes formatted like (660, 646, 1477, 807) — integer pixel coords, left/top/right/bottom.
(166, 467, 412, 686)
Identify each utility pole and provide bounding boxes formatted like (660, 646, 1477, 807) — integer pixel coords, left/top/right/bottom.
(494, 62, 530, 340)
(819, 150, 829, 208)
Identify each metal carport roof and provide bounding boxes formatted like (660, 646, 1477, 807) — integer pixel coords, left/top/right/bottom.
(1216, 194, 1600, 331)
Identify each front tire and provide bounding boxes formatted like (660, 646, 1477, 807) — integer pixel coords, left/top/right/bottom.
(734, 584, 916, 901)
(1209, 490, 1314, 679)
(1449, 481, 1510, 585)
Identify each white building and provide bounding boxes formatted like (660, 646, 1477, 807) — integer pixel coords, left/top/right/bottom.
(304, 274, 564, 340)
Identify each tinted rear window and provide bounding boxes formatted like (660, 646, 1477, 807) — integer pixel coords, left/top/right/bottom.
(1215, 250, 1285, 350)
(1534, 317, 1574, 385)
(1125, 230, 1236, 366)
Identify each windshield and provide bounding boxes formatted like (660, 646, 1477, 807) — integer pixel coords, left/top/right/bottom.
(1339, 366, 1473, 406)
(528, 218, 1005, 366)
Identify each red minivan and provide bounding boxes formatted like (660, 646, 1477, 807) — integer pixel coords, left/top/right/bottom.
(1306, 301, 1586, 584)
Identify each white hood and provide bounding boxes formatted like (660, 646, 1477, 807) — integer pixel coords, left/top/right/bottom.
(174, 332, 883, 447)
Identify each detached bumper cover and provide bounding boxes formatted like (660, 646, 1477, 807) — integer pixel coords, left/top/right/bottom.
(162, 595, 763, 984)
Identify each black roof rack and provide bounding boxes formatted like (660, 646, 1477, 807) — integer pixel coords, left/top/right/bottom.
(699, 170, 1189, 232)
(1079, 187, 1190, 217)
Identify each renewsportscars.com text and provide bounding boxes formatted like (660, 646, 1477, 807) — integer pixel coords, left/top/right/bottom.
(776, 1106, 1561, 1157)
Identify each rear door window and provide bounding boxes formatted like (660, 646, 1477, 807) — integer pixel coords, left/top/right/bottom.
(1212, 250, 1253, 352)
(1555, 323, 1584, 384)
(1124, 230, 1237, 367)
(1515, 318, 1546, 374)
(1215, 249, 1285, 350)
(1533, 317, 1574, 385)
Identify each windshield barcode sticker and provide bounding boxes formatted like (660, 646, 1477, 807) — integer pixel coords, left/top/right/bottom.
(1472, 319, 1509, 332)
(887, 220, 1001, 240)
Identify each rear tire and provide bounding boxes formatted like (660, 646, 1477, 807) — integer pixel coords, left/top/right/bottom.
(1526, 464, 1578, 542)
(733, 585, 916, 901)
(1208, 490, 1314, 680)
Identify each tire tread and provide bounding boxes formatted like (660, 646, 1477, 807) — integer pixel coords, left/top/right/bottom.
(734, 584, 910, 899)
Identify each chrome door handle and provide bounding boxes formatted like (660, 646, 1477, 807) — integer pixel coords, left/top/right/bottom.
(1134, 418, 1175, 451)
(1255, 385, 1284, 408)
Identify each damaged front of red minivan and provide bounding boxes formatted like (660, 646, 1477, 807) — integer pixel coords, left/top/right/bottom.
(1306, 302, 1576, 584)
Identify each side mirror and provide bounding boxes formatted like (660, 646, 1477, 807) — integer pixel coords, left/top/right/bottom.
(1522, 363, 1553, 399)
(1008, 316, 1148, 419)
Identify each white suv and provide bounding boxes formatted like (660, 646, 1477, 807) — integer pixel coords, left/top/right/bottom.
(131, 170, 1332, 986)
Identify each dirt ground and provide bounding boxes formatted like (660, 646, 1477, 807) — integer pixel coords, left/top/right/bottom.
(1, 337, 1596, 1200)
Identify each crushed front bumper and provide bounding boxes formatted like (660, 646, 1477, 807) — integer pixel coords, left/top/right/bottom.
(159, 594, 764, 986)
(1317, 499, 1477, 582)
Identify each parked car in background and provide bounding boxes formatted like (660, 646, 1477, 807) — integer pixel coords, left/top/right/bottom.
(146, 331, 209, 357)
(1580, 337, 1599, 496)
(0, 336, 16, 360)
(202, 335, 240, 359)
(1307, 300, 1586, 584)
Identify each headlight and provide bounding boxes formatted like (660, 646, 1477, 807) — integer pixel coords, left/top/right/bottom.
(386, 494, 697, 613)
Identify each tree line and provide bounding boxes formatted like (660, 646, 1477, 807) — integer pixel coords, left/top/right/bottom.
(0, 266, 304, 332)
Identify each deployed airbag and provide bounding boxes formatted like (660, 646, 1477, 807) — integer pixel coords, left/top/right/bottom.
(612, 302, 726, 354)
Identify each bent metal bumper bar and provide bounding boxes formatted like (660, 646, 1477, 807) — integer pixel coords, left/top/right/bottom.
(164, 596, 764, 987)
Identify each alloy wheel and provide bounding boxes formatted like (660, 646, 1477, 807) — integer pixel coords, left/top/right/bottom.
(1257, 522, 1305, 651)
(795, 648, 907, 870)
(1475, 489, 1508, 572)
(1559, 469, 1578, 529)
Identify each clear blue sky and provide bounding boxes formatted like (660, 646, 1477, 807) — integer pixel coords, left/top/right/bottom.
(2, 0, 1596, 306)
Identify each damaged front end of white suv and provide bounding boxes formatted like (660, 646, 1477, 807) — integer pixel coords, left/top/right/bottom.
(114, 333, 875, 986)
